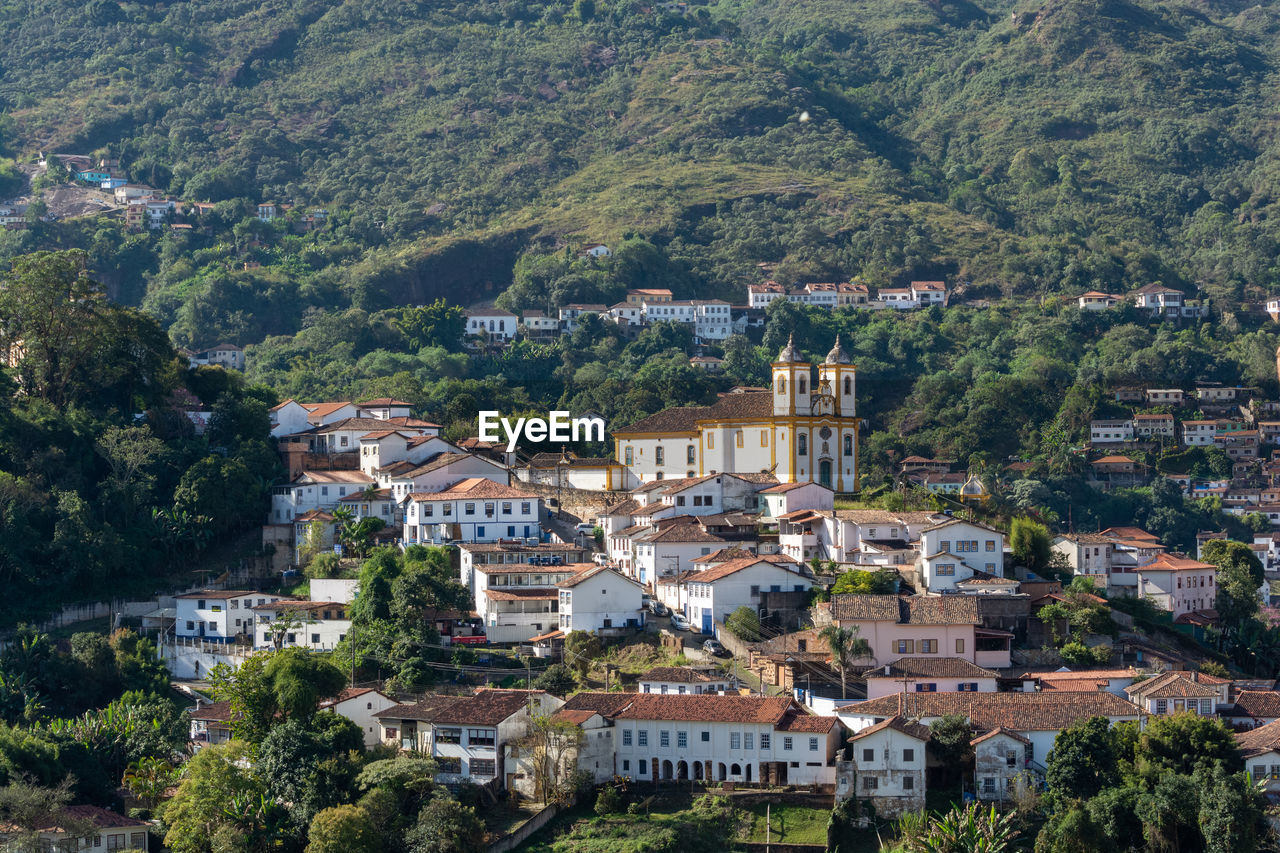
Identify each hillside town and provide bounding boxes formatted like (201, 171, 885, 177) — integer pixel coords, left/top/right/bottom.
(25, 333, 1262, 850)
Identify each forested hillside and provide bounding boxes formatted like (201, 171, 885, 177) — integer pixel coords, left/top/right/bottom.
(3, 0, 1280, 342)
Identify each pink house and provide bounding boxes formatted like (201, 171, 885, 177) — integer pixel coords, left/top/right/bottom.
(829, 594, 1011, 669)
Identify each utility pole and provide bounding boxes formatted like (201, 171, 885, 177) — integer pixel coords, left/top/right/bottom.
(765, 802, 771, 853)
(350, 621, 356, 688)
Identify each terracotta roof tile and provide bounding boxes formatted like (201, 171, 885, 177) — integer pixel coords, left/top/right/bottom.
(612, 693, 804, 724)
(433, 689, 551, 726)
(1230, 690, 1280, 720)
(1236, 718, 1280, 758)
(639, 666, 722, 684)
(373, 695, 466, 722)
(615, 392, 775, 434)
(971, 727, 1030, 746)
(849, 715, 931, 742)
(408, 477, 535, 501)
(840, 691, 1142, 731)
(863, 657, 999, 680)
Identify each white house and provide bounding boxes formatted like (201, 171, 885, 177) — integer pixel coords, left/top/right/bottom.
(1238, 719, 1280, 795)
(877, 289, 918, 310)
(1123, 670, 1229, 716)
(269, 400, 313, 437)
(657, 555, 813, 635)
(270, 470, 377, 524)
(1182, 420, 1219, 446)
(312, 578, 360, 603)
(459, 542, 592, 591)
(522, 311, 560, 335)
(1130, 284, 1184, 316)
(4, 806, 152, 853)
(557, 567, 647, 635)
(1051, 533, 1115, 582)
(358, 431, 455, 476)
(849, 716, 929, 816)
(1090, 419, 1134, 444)
(507, 701, 621, 798)
(379, 451, 509, 502)
(917, 519, 1006, 592)
(320, 687, 400, 748)
(692, 300, 733, 342)
(465, 309, 518, 343)
(1134, 553, 1216, 616)
(250, 599, 350, 651)
(759, 482, 834, 522)
(630, 522, 730, 587)
(175, 590, 284, 644)
(637, 666, 732, 695)
(910, 281, 946, 306)
(609, 693, 842, 785)
(374, 689, 563, 787)
(1078, 291, 1119, 310)
(973, 728, 1033, 802)
(473, 563, 596, 644)
(746, 281, 786, 309)
(862, 657, 999, 700)
(641, 300, 696, 325)
(403, 478, 542, 545)
(188, 343, 245, 371)
(559, 303, 608, 332)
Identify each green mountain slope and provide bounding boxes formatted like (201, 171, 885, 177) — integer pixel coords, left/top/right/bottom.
(2, 0, 1280, 337)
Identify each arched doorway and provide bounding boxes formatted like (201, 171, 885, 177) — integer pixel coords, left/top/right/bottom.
(677, 761, 688, 780)
(662, 760, 673, 780)
(718, 763, 727, 781)
(730, 763, 741, 778)
(693, 762, 703, 781)
(818, 459, 833, 488)
(746, 764, 753, 783)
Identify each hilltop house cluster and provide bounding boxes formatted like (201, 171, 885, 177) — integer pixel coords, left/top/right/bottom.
(1086, 383, 1280, 517)
(1076, 284, 1210, 319)
(42, 153, 329, 234)
(464, 278, 952, 352)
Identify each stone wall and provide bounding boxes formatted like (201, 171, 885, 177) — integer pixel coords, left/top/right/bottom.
(516, 481, 626, 524)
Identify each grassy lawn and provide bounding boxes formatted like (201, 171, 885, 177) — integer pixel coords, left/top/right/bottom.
(740, 802, 829, 845)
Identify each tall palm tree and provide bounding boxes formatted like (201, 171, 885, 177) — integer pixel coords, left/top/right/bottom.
(819, 624, 872, 700)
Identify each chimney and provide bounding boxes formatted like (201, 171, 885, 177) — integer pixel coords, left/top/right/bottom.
(884, 665, 890, 676)
(195, 698, 202, 710)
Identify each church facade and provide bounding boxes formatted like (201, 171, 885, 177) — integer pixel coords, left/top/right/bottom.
(612, 336, 861, 492)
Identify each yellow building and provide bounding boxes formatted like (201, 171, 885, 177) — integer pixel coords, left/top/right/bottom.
(612, 336, 860, 491)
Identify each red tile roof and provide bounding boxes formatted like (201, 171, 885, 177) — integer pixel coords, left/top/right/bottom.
(613, 694, 828, 726)
(1236, 718, 1280, 758)
(971, 727, 1030, 746)
(639, 666, 724, 684)
(408, 477, 536, 501)
(849, 715, 931, 742)
(432, 689, 551, 726)
(841, 691, 1142, 731)
(373, 695, 465, 722)
(863, 657, 999, 680)
(1230, 690, 1280, 720)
